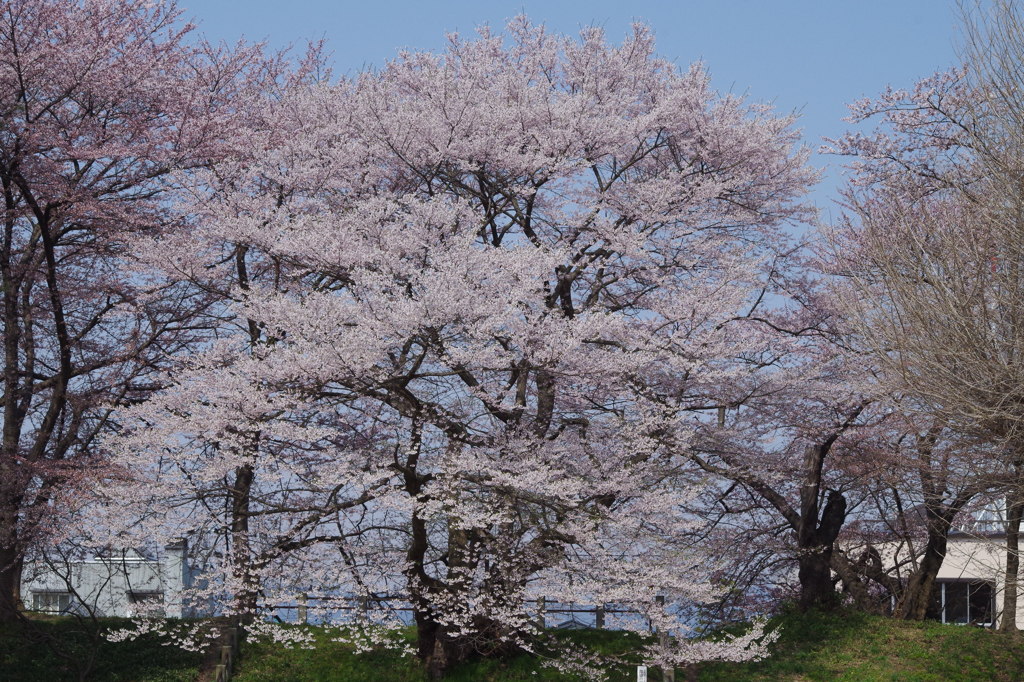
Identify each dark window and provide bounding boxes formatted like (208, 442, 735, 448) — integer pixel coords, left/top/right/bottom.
(968, 582, 994, 625)
(945, 583, 970, 623)
(930, 581, 995, 625)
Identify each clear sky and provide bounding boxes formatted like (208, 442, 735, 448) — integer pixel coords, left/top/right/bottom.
(184, 0, 965, 217)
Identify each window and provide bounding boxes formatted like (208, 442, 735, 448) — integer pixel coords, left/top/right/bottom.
(127, 591, 164, 615)
(127, 591, 163, 604)
(927, 581, 994, 625)
(32, 592, 70, 614)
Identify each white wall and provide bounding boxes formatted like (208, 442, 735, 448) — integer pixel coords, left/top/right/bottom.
(938, 537, 1023, 628)
(21, 543, 190, 618)
(865, 535, 1022, 628)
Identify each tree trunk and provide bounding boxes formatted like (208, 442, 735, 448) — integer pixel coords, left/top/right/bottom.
(1000, 491, 1024, 631)
(896, 506, 954, 620)
(830, 548, 894, 613)
(419, 612, 513, 679)
(797, 488, 847, 610)
(411, 606, 440, 668)
(793, 415, 862, 611)
(0, 545, 23, 624)
(411, 522, 524, 678)
(425, 625, 463, 681)
(798, 549, 837, 610)
(232, 254, 261, 622)
(420, 525, 474, 679)
(411, 592, 481, 680)
(896, 538, 947, 620)
(404, 444, 445, 673)
(229, 463, 257, 620)
(1, 247, 25, 627)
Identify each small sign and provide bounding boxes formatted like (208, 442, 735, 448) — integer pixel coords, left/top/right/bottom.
(636, 665, 648, 682)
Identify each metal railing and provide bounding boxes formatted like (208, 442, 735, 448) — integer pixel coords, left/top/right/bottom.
(266, 596, 673, 682)
(273, 594, 651, 631)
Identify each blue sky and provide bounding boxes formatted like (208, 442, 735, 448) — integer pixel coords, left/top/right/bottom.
(187, 1, 964, 217)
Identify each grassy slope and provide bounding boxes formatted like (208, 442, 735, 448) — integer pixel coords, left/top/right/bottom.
(700, 609, 1024, 682)
(4, 610, 1024, 681)
(235, 611, 1024, 682)
(234, 628, 651, 682)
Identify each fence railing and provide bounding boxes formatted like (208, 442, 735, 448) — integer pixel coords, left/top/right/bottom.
(273, 594, 652, 631)
(269, 596, 673, 682)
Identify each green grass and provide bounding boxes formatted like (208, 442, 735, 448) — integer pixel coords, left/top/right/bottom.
(699, 608, 1024, 682)
(234, 626, 654, 682)
(0, 615, 202, 682)
(5, 610, 1024, 681)
(235, 611, 1024, 682)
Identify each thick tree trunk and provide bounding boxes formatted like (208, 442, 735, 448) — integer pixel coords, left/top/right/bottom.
(897, 538, 947, 620)
(418, 611, 514, 680)
(232, 256, 260, 623)
(1000, 491, 1024, 631)
(798, 549, 837, 610)
(420, 524, 474, 679)
(411, 521, 524, 678)
(893, 427, 982, 621)
(409, 599, 456, 678)
(792, 413, 862, 611)
(424, 625, 463, 681)
(411, 582, 483, 680)
(403, 428, 446, 674)
(1, 243, 25, 627)
(797, 488, 847, 610)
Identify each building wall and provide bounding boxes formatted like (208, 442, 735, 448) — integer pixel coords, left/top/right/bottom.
(938, 537, 1023, 628)
(21, 542, 192, 618)
(867, 535, 1021, 627)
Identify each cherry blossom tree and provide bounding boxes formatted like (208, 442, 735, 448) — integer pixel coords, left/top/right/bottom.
(0, 0, 278, 625)
(101, 18, 816, 677)
(673, 299, 1002, 622)
(669, 275, 887, 612)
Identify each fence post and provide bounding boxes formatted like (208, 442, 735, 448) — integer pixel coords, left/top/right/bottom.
(595, 604, 605, 629)
(537, 596, 546, 630)
(298, 592, 308, 625)
(655, 595, 675, 682)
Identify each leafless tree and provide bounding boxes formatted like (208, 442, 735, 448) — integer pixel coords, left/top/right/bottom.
(829, 0, 1024, 630)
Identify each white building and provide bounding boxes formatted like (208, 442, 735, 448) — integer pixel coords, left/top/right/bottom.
(928, 532, 1013, 627)
(21, 540, 196, 618)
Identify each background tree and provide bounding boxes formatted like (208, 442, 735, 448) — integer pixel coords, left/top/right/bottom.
(829, 413, 1000, 619)
(827, 0, 1024, 629)
(0, 0, 271, 624)
(673, 284, 930, 614)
